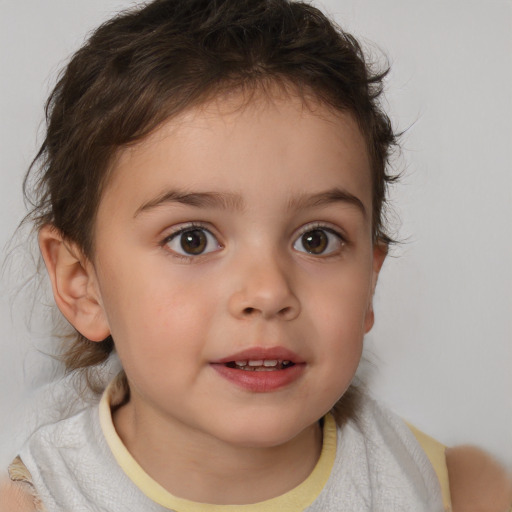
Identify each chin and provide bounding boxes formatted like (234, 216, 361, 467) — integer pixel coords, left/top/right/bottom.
(213, 412, 319, 450)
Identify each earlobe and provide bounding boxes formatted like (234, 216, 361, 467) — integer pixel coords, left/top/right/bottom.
(364, 243, 387, 334)
(38, 225, 110, 342)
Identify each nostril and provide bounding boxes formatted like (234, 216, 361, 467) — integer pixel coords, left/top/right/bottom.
(278, 306, 298, 320)
(240, 305, 297, 318)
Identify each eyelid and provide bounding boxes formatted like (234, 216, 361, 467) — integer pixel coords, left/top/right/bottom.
(294, 222, 347, 240)
(163, 221, 212, 239)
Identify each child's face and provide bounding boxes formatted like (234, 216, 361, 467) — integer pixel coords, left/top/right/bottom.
(89, 90, 384, 447)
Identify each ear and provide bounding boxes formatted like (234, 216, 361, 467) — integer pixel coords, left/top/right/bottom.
(364, 242, 387, 333)
(38, 225, 110, 342)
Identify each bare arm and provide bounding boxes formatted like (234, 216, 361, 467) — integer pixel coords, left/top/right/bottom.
(0, 477, 37, 512)
(447, 445, 512, 512)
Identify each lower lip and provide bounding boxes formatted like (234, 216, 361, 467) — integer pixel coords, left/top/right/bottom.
(211, 364, 305, 392)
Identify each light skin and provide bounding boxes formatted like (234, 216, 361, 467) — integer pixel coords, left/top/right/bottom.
(34, 90, 512, 509)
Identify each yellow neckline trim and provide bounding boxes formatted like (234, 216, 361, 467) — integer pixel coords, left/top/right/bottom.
(99, 381, 337, 512)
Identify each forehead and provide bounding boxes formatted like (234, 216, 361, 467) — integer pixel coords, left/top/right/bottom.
(102, 90, 372, 216)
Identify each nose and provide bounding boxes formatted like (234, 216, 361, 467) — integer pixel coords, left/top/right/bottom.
(227, 253, 301, 321)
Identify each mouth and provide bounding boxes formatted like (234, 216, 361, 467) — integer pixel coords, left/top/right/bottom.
(223, 359, 295, 371)
(210, 347, 304, 392)
(212, 347, 303, 369)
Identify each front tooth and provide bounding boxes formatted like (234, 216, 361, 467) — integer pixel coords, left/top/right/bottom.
(248, 360, 264, 367)
(263, 360, 278, 367)
(235, 360, 248, 367)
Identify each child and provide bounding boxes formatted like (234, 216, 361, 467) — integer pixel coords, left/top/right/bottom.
(1, 0, 510, 510)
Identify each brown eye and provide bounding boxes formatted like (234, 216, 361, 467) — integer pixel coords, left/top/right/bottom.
(180, 229, 207, 254)
(302, 230, 328, 254)
(293, 227, 343, 255)
(165, 227, 220, 257)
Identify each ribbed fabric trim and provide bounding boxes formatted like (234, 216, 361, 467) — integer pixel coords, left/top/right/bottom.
(407, 423, 452, 511)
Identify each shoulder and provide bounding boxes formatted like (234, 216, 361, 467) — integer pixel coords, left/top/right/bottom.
(446, 445, 512, 512)
(23, 399, 99, 454)
(0, 456, 45, 512)
(0, 477, 38, 512)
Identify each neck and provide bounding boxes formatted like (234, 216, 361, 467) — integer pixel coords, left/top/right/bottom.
(113, 398, 323, 505)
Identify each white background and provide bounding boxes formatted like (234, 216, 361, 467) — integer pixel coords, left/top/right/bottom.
(1, 0, 511, 471)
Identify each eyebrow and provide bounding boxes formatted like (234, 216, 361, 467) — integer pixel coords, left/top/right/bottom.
(134, 190, 244, 217)
(134, 187, 366, 218)
(287, 188, 367, 218)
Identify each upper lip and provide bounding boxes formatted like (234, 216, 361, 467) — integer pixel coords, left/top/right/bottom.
(211, 346, 304, 364)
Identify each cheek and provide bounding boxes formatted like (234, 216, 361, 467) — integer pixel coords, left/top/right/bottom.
(306, 265, 373, 330)
(100, 267, 219, 358)
(302, 263, 372, 388)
